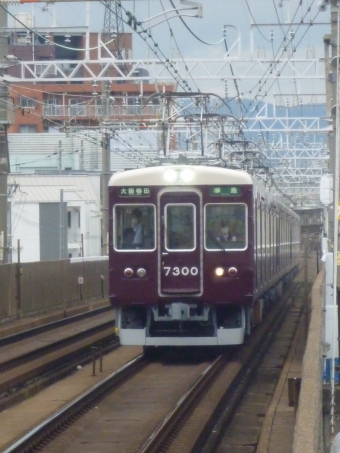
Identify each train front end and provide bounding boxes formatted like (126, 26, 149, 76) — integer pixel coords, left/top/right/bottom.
(109, 165, 254, 346)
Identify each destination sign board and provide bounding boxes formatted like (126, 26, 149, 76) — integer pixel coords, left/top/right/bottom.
(119, 187, 151, 197)
(210, 186, 242, 196)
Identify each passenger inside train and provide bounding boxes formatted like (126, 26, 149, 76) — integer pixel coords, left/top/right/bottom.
(205, 204, 246, 250)
(122, 227, 135, 248)
(166, 205, 195, 250)
(115, 205, 155, 250)
(216, 222, 236, 243)
(131, 208, 144, 246)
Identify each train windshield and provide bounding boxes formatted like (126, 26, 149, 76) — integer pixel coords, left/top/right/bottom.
(165, 204, 196, 251)
(114, 205, 155, 250)
(205, 204, 247, 250)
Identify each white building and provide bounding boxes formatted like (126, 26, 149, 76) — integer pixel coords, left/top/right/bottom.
(8, 131, 158, 174)
(8, 174, 101, 262)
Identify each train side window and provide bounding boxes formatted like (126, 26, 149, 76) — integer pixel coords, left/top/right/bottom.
(165, 204, 195, 251)
(114, 205, 155, 251)
(205, 204, 247, 250)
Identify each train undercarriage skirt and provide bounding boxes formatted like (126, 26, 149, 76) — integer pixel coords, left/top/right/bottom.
(116, 304, 246, 346)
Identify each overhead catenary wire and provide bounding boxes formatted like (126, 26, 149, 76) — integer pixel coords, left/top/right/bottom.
(100, 0, 194, 93)
(5, 0, 202, 136)
(210, 0, 319, 137)
(167, 0, 224, 46)
(3, 0, 324, 204)
(0, 85, 96, 130)
(4, 0, 321, 111)
(243, 0, 271, 42)
(216, 0, 322, 196)
(0, 3, 116, 52)
(7, 0, 316, 130)
(241, 4, 321, 123)
(232, 0, 318, 120)
(224, 0, 314, 107)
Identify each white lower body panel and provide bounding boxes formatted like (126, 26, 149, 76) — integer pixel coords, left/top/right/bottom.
(217, 327, 245, 345)
(118, 327, 245, 346)
(119, 329, 146, 345)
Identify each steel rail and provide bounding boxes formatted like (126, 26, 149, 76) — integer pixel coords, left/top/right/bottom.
(0, 319, 115, 372)
(197, 296, 299, 453)
(2, 283, 299, 453)
(0, 334, 120, 413)
(0, 326, 116, 393)
(136, 284, 299, 453)
(0, 304, 112, 347)
(2, 353, 146, 453)
(137, 355, 227, 453)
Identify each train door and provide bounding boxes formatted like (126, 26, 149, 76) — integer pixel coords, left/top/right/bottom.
(158, 190, 202, 296)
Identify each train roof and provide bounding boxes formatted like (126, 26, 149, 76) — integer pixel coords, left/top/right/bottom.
(109, 165, 253, 186)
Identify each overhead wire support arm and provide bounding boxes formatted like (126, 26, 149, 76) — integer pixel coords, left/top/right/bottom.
(137, 13, 200, 31)
(5, 0, 203, 9)
(142, 92, 241, 122)
(135, 5, 202, 26)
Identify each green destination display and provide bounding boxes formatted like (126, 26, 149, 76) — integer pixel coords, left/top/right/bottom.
(210, 186, 242, 196)
(119, 187, 151, 197)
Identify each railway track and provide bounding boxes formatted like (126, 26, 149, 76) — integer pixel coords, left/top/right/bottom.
(0, 305, 112, 346)
(139, 284, 303, 453)
(2, 281, 304, 453)
(0, 306, 118, 410)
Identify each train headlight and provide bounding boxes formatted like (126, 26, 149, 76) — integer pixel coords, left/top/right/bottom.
(228, 267, 238, 277)
(136, 267, 147, 278)
(215, 267, 225, 277)
(180, 168, 194, 183)
(164, 169, 177, 183)
(124, 268, 134, 277)
(164, 168, 194, 183)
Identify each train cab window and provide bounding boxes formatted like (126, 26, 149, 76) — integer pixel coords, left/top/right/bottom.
(114, 205, 155, 250)
(165, 204, 195, 251)
(205, 204, 247, 250)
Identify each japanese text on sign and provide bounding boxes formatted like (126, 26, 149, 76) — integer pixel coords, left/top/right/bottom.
(210, 186, 242, 196)
(119, 187, 151, 197)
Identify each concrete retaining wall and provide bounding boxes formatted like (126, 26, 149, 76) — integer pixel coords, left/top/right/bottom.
(293, 267, 325, 453)
(0, 258, 109, 320)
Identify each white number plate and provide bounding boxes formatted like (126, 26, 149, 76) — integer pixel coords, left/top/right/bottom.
(163, 266, 199, 277)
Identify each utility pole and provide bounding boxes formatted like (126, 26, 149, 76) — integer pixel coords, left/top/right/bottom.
(101, 80, 111, 255)
(58, 140, 62, 174)
(99, 0, 125, 255)
(0, 5, 9, 265)
(99, 0, 124, 255)
(80, 139, 84, 170)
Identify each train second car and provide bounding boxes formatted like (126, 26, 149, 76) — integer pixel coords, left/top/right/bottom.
(108, 165, 300, 346)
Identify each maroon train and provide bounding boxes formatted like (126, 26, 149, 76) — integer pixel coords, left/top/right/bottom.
(108, 165, 300, 347)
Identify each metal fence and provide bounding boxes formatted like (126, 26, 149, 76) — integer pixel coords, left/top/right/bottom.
(0, 258, 109, 320)
(42, 103, 161, 118)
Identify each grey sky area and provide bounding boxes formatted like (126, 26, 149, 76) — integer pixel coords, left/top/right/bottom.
(7, 0, 330, 98)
